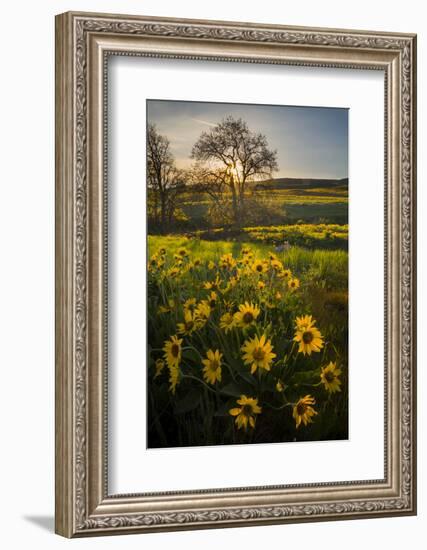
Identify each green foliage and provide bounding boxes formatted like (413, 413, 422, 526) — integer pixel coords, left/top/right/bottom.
(147, 237, 348, 448)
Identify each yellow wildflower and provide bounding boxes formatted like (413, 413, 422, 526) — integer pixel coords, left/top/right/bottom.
(220, 253, 236, 270)
(183, 297, 197, 312)
(158, 299, 175, 314)
(204, 274, 222, 291)
(293, 395, 317, 428)
(168, 364, 180, 394)
(219, 312, 235, 333)
(206, 291, 218, 309)
(241, 334, 276, 374)
(177, 247, 189, 258)
(202, 349, 222, 385)
(177, 309, 199, 336)
(154, 358, 165, 378)
(320, 362, 342, 393)
(233, 302, 260, 328)
(293, 315, 324, 355)
(195, 301, 211, 325)
(280, 268, 292, 279)
(229, 395, 261, 430)
(163, 335, 182, 369)
(167, 266, 180, 278)
(288, 277, 300, 291)
(163, 335, 182, 394)
(271, 258, 283, 272)
(252, 259, 267, 274)
(276, 379, 285, 392)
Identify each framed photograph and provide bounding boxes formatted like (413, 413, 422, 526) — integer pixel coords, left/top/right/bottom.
(55, 11, 417, 537)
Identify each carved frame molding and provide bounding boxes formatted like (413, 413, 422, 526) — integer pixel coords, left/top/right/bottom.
(55, 12, 416, 537)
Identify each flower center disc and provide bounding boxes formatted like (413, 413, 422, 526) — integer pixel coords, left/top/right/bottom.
(171, 344, 180, 357)
(242, 404, 253, 416)
(296, 403, 306, 415)
(325, 371, 335, 382)
(209, 360, 219, 371)
(302, 331, 314, 344)
(243, 312, 254, 324)
(253, 347, 265, 361)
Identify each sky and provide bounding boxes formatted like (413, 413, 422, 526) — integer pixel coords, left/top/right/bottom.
(147, 99, 348, 180)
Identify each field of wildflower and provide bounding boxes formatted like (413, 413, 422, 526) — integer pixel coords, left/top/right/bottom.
(147, 235, 348, 448)
(196, 223, 348, 251)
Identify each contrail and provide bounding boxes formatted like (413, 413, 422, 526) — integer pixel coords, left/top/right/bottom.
(191, 117, 217, 128)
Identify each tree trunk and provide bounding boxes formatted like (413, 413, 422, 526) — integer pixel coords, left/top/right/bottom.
(160, 193, 167, 235)
(229, 175, 240, 228)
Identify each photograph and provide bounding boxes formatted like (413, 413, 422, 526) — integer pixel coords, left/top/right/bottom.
(146, 99, 349, 448)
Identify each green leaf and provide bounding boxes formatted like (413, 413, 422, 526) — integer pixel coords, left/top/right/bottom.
(234, 369, 258, 387)
(220, 382, 244, 397)
(174, 388, 200, 414)
(289, 368, 320, 385)
(260, 375, 277, 393)
(214, 399, 235, 417)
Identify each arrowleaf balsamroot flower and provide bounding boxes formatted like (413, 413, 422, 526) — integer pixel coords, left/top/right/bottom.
(251, 259, 267, 274)
(241, 333, 276, 374)
(271, 258, 283, 272)
(293, 315, 324, 355)
(177, 247, 189, 258)
(202, 349, 222, 385)
(177, 309, 199, 336)
(206, 291, 218, 309)
(183, 297, 197, 312)
(195, 301, 211, 325)
(280, 268, 292, 279)
(163, 335, 183, 394)
(219, 312, 235, 333)
(233, 301, 260, 328)
(320, 362, 342, 393)
(163, 335, 182, 369)
(276, 379, 285, 392)
(157, 299, 175, 314)
(293, 395, 317, 428)
(288, 277, 300, 291)
(203, 274, 222, 290)
(154, 358, 165, 378)
(229, 395, 262, 430)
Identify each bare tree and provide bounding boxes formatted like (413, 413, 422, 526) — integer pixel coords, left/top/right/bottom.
(191, 116, 278, 226)
(147, 124, 184, 232)
(187, 163, 234, 227)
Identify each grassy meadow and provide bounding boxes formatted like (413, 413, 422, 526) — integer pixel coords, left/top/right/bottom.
(177, 183, 349, 230)
(147, 182, 349, 448)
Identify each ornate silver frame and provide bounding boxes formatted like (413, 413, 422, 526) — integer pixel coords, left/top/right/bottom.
(55, 11, 417, 537)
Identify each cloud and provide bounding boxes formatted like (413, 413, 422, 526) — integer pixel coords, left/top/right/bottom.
(190, 117, 217, 128)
